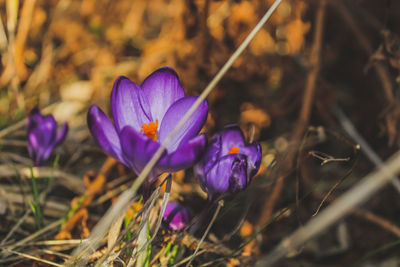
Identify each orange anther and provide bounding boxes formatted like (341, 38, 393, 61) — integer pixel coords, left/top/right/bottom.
(140, 120, 158, 141)
(228, 146, 240, 154)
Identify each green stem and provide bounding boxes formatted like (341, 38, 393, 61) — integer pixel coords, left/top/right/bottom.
(29, 165, 42, 229)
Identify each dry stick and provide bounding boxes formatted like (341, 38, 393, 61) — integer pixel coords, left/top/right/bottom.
(256, 0, 326, 228)
(299, 165, 400, 239)
(255, 150, 400, 267)
(333, 106, 400, 193)
(186, 200, 224, 267)
(68, 1, 283, 265)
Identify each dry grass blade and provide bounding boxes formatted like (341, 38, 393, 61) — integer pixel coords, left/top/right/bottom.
(126, 189, 160, 267)
(0, 165, 85, 194)
(106, 209, 125, 266)
(5, 249, 63, 267)
(148, 175, 172, 243)
(1, 219, 62, 253)
(91, 183, 161, 267)
(1, 210, 31, 245)
(255, 150, 400, 266)
(68, 1, 283, 265)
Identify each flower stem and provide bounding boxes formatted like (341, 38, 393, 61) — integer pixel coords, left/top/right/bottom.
(29, 165, 42, 229)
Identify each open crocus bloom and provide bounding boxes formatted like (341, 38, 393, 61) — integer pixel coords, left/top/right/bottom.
(87, 67, 208, 182)
(27, 107, 69, 166)
(162, 202, 192, 231)
(194, 125, 262, 200)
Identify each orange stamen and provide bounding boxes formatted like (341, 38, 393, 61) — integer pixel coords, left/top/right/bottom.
(228, 146, 240, 154)
(140, 120, 158, 141)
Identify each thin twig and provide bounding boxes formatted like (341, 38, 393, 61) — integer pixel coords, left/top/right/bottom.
(308, 151, 350, 166)
(68, 1, 283, 265)
(186, 200, 224, 267)
(299, 159, 400, 239)
(173, 250, 207, 267)
(255, 150, 400, 266)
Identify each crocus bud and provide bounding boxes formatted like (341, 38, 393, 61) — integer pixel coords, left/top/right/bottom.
(162, 202, 192, 231)
(194, 125, 262, 200)
(27, 107, 68, 166)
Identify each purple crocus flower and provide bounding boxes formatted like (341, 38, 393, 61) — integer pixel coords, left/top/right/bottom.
(27, 107, 69, 166)
(87, 67, 208, 182)
(194, 125, 262, 200)
(162, 202, 192, 231)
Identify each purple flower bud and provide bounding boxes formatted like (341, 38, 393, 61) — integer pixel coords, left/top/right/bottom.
(27, 107, 69, 166)
(87, 67, 208, 182)
(194, 125, 262, 200)
(162, 202, 192, 231)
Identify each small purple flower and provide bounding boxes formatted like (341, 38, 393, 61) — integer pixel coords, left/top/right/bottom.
(87, 67, 208, 182)
(27, 107, 69, 166)
(162, 202, 192, 231)
(194, 125, 262, 200)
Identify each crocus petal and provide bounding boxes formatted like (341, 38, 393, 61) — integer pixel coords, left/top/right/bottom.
(42, 115, 58, 147)
(87, 105, 128, 166)
(159, 96, 208, 151)
(240, 142, 262, 177)
(202, 134, 222, 174)
(200, 154, 248, 198)
(55, 122, 69, 147)
(28, 123, 57, 166)
(158, 134, 206, 172)
(141, 67, 185, 123)
(111, 76, 152, 133)
(219, 125, 245, 155)
(120, 126, 165, 180)
(28, 128, 47, 166)
(162, 202, 192, 231)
